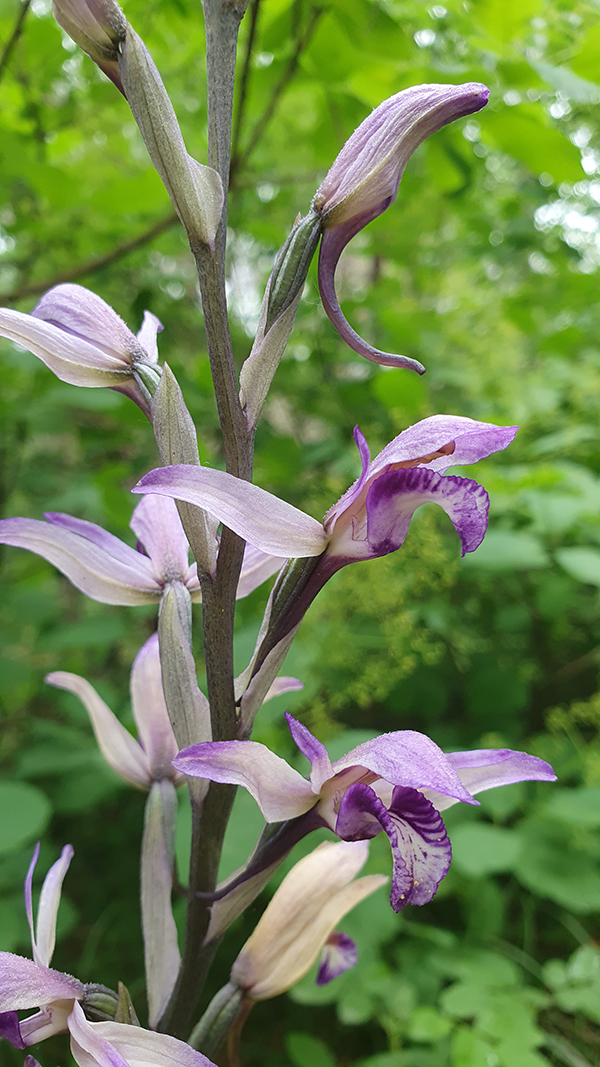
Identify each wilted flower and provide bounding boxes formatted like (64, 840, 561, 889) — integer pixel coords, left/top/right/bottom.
(0, 494, 281, 606)
(52, 0, 126, 92)
(230, 841, 386, 1000)
(173, 714, 556, 913)
(0, 284, 162, 415)
(312, 83, 489, 370)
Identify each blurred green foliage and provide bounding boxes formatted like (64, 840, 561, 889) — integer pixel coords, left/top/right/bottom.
(1, 0, 600, 1063)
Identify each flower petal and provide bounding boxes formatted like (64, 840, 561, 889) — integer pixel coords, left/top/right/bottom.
(0, 310, 131, 387)
(35, 845, 74, 970)
(0, 953, 83, 1010)
(141, 781, 180, 1029)
(24, 844, 40, 963)
(68, 1001, 216, 1067)
(318, 218, 426, 372)
(172, 740, 316, 821)
(0, 1012, 25, 1049)
(130, 634, 180, 782)
(136, 310, 163, 363)
(370, 415, 519, 477)
(363, 468, 489, 559)
(0, 517, 162, 605)
(331, 730, 476, 804)
(132, 465, 327, 558)
(46, 672, 151, 789)
(32, 285, 141, 363)
(44, 512, 155, 571)
(21, 1004, 74, 1045)
(335, 783, 452, 911)
(316, 931, 358, 986)
(285, 713, 333, 794)
(423, 748, 557, 813)
(129, 495, 190, 582)
(237, 543, 283, 599)
(263, 676, 304, 703)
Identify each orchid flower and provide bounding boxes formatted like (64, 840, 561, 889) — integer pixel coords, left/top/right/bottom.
(312, 83, 489, 370)
(0, 494, 281, 607)
(173, 714, 556, 913)
(133, 415, 517, 661)
(230, 840, 386, 1000)
(0, 284, 162, 415)
(0, 844, 84, 1049)
(67, 1000, 217, 1067)
(46, 633, 184, 790)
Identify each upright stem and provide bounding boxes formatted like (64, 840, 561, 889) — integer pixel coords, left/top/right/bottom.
(158, 0, 254, 1038)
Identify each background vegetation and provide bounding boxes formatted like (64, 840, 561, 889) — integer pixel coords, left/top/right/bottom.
(1, 0, 600, 1063)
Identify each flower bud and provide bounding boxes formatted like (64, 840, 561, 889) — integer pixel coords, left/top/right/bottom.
(52, 0, 126, 92)
(312, 82, 489, 371)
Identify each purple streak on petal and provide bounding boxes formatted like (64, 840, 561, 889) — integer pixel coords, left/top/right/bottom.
(285, 713, 333, 794)
(32, 285, 140, 363)
(0, 1012, 25, 1049)
(136, 310, 163, 363)
(332, 730, 476, 804)
(371, 416, 519, 477)
(0, 953, 84, 1010)
(237, 544, 283, 599)
(44, 513, 145, 569)
(318, 218, 426, 373)
(24, 844, 40, 962)
(335, 783, 452, 911)
(35, 844, 74, 969)
(263, 676, 304, 703)
(173, 740, 316, 821)
(316, 931, 358, 986)
(133, 465, 327, 558)
(130, 633, 180, 782)
(324, 426, 371, 535)
(422, 748, 556, 812)
(365, 468, 489, 559)
(0, 517, 161, 605)
(129, 495, 190, 583)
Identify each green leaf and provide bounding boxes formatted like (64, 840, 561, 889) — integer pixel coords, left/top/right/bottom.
(555, 547, 600, 587)
(286, 1032, 336, 1067)
(0, 782, 51, 855)
(450, 824, 524, 878)
(407, 1006, 453, 1043)
(481, 107, 583, 184)
(544, 787, 600, 828)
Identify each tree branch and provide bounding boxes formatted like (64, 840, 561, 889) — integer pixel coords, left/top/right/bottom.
(1, 212, 178, 304)
(0, 0, 31, 85)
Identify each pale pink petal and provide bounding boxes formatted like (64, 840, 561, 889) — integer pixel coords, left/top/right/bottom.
(24, 844, 39, 964)
(46, 672, 151, 789)
(133, 466, 327, 558)
(130, 634, 180, 782)
(136, 311, 163, 363)
(0, 310, 131, 387)
(423, 748, 557, 812)
(237, 544, 283, 599)
(68, 1001, 216, 1067)
(263, 677, 304, 703)
(35, 845, 74, 969)
(172, 741, 316, 821)
(32, 285, 139, 363)
(129, 496, 190, 582)
(0, 518, 161, 605)
(0, 954, 83, 1010)
(370, 415, 519, 477)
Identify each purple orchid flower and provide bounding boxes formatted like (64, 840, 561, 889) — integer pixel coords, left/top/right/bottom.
(132, 415, 517, 661)
(312, 82, 489, 370)
(173, 714, 556, 913)
(0, 844, 84, 1049)
(0, 494, 282, 606)
(0, 284, 162, 415)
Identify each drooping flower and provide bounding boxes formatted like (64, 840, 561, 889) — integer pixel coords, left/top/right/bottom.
(173, 714, 556, 913)
(133, 415, 517, 660)
(0, 284, 163, 415)
(0, 844, 84, 1049)
(230, 840, 386, 1000)
(46, 633, 184, 790)
(312, 83, 489, 370)
(0, 494, 281, 606)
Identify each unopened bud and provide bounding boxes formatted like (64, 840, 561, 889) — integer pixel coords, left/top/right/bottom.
(52, 0, 126, 92)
